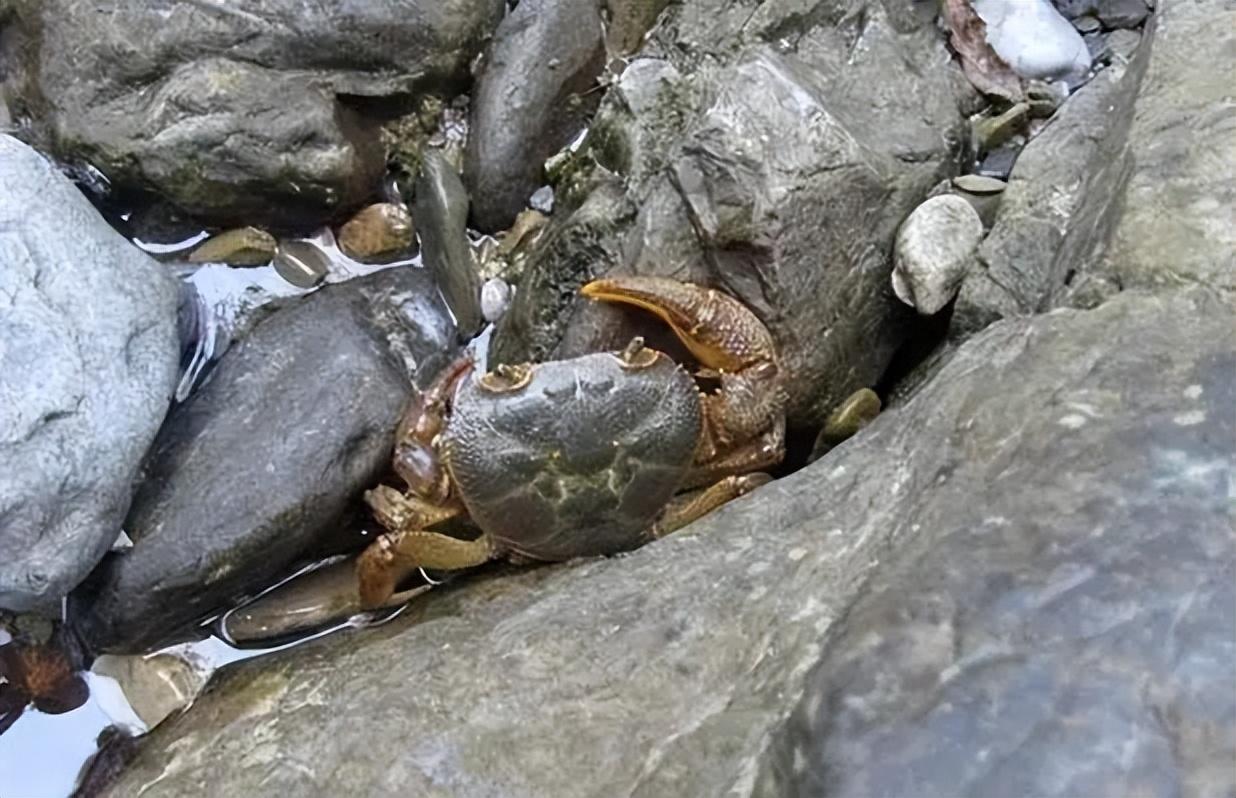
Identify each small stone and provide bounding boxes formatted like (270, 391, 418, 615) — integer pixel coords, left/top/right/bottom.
(977, 145, 1022, 179)
(529, 185, 555, 214)
(273, 240, 331, 288)
(92, 652, 209, 729)
(187, 227, 277, 266)
(1097, 0, 1149, 29)
(953, 174, 1009, 195)
(972, 103, 1031, 152)
(481, 277, 514, 322)
(337, 203, 416, 263)
(972, 0, 1092, 86)
(1073, 15, 1102, 32)
(892, 195, 985, 315)
(810, 388, 882, 461)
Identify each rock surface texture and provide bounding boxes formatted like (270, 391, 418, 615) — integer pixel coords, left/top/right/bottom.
(0, 136, 180, 614)
(100, 285, 1234, 797)
(492, 0, 968, 429)
(71, 268, 457, 654)
(0, 0, 505, 226)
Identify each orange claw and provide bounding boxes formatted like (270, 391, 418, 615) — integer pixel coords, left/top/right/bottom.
(581, 276, 777, 374)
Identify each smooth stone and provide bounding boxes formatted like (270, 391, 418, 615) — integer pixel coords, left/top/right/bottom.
(972, 102, 1031, 151)
(187, 227, 276, 266)
(1073, 14, 1102, 32)
(415, 151, 483, 337)
(953, 174, 1008, 195)
(272, 240, 331, 289)
(337, 203, 415, 263)
(0, 136, 180, 614)
(976, 144, 1022, 179)
(68, 268, 458, 654)
(972, 0, 1092, 85)
(102, 287, 1235, 797)
(480, 277, 514, 323)
(892, 195, 985, 315)
(1097, 0, 1150, 29)
(464, 0, 605, 231)
(1, 0, 505, 227)
(529, 185, 555, 215)
(809, 388, 882, 461)
(91, 653, 209, 729)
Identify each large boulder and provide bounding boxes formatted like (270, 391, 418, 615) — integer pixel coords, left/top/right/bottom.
(70, 268, 457, 654)
(492, 0, 968, 429)
(0, 0, 505, 227)
(0, 135, 180, 614)
(99, 285, 1234, 796)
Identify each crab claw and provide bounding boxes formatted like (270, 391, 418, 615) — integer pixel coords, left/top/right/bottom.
(581, 275, 785, 468)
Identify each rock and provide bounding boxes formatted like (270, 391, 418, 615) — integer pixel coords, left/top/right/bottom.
(760, 288, 1236, 797)
(100, 286, 1236, 797)
(1073, 14, 1102, 33)
(415, 151, 483, 337)
(972, 0, 1092, 85)
(952, 28, 1151, 336)
(271, 240, 332, 289)
(494, 0, 966, 428)
(971, 102, 1030, 151)
(480, 277, 514, 323)
(0, 136, 180, 614)
(1097, 0, 1150, 29)
(465, 0, 606, 232)
(188, 227, 276, 266)
(91, 652, 209, 729)
(1, 0, 505, 227)
(337, 204, 416, 264)
(605, 0, 674, 56)
(808, 388, 882, 461)
(975, 144, 1022, 179)
(69, 268, 457, 654)
(892, 196, 985, 315)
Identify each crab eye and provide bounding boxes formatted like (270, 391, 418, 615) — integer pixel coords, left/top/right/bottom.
(478, 363, 533, 393)
(614, 336, 660, 370)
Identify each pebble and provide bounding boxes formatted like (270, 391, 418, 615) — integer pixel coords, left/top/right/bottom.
(337, 202, 416, 263)
(187, 226, 277, 266)
(953, 174, 1008, 195)
(1097, 0, 1150, 29)
(810, 388, 883, 461)
(529, 185, 555, 214)
(1073, 15, 1102, 33)
(272, 240, 331, 288)
(971, 0, 1092, 86)
(892, 195, 985, 315)
(481, 277, 514, 322)
(972, 102, 1030, 152)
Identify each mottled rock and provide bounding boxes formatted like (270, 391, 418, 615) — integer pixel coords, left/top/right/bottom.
(0, 136, 180, 614)
(465, 0, 606, 232)
(494, 0, 965, 428)
(101, 287, 1235, 798)
(1, 0, 505, 227)
(972, 0, 1092, 85)
(415, 151, 483, 337)
(188, 227, 276, 267)
(893, 195, 985, 315)
(70, 268, 457, 654)
(337, 204, 415, 264)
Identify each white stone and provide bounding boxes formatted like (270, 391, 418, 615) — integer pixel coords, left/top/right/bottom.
(481, 277, 513, 322)
(892, 195, 985, 315)
(971, 0, 1092, 86)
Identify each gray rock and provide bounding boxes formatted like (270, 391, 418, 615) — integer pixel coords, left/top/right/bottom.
(465, 0, 606, 232)
(494, 0, 964, 428)
(0, 136, 180, 614)
(70, 268, 457, 654)
(1097, 0, 1151, 28)
(1, 0, 505, 227)
(760, 288, 1236, 798)
(892, 195, 985, 315)
(101, 286, 1235, 798)
(415, 151, 483, 337)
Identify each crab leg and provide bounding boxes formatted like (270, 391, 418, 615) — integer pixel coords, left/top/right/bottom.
(357, 529, 497, 608)
(581, 275, 785, 459)
(649, 473, 772, 539)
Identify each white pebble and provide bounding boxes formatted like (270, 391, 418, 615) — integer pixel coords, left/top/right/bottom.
(892, 195, 984, 315)
(480, 277, 513, 322)
(971, 0, 1091, 86)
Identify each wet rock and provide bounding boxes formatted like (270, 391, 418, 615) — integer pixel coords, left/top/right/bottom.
(188, 227, 276, 267)
(415, 151, 483, 337)
(1073, 14, 1102, 33)
(465, 0, 606, 232)
(337, 204, 415, 264)
(1, 0, 505, 227)
(101, 286, 1235, 797)
(272, 240, 332, 289)
(893, 196, 985, 316)
(70, 269, 458, 654)
(972, 0, 1092, 85)
(91, 653, 208, 729)
(952, 27, 1151, 335)
(0, 136, 180, 614)
(760, 288, 1236, 797)
(975, 144, 1021, 179)
(494, 1, 965, 428)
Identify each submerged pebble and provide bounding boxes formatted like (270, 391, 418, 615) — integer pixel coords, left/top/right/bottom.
(273, 240, 331, 288)
(337, 203, 416, 263)
(188, 226, 277, 266)
(953, 174, 1008, 195)
(892, 195, 985, 315)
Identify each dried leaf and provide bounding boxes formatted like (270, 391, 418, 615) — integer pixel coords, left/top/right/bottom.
(941, 0, 1025, 103)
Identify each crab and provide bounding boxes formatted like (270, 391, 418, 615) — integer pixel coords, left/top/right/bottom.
(356, 275, 787, 607)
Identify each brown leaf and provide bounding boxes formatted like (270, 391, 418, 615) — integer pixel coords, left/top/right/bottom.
(942, 0, 1025, 103)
